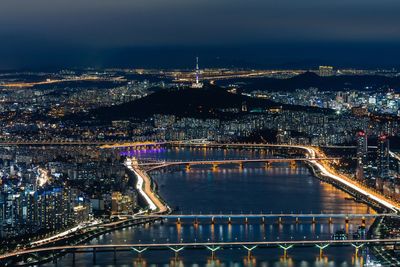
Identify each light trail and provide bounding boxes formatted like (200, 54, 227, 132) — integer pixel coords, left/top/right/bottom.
(125, 158, 168, 213)
(125, 158, 157, 211)
(300, 146, 399, 213)
(389, 151, 400, 161)
(29, 220, 102, 246)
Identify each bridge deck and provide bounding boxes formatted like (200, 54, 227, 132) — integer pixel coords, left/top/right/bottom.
(138, 157, 340, 166)
(131, 213, 392, 219)
(2, 238, 400, 260)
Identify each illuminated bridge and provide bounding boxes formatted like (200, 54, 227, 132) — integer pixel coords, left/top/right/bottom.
(115, 213, 396, 225)
(2, 238, 400, 265)
(131, 213, 393, 220)
(0, 140, 166, 147)
(139, 157, 342, 171)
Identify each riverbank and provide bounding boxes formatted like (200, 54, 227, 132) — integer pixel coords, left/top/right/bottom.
(2, 145, 395, 266)
(305, 162, 384, 213)
(125, 158, 170, 214)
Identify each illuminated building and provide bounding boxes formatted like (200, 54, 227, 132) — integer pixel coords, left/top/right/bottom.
(319, 66, 334, 76)
(356, 131, 368, 166)
(377, 134, 390, 179)
(0, 184, 90, 239)
(356, 131, 367, 180)
(352, 106, 369, 117)
(111, 191, 137, 215)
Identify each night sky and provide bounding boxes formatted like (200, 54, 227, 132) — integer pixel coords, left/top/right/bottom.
(0, 0, 399, 69)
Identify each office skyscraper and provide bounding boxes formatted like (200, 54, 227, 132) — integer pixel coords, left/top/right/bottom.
(377, 134, 390, 179)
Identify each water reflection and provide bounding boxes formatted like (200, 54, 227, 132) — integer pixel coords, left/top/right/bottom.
(43, 148, 376, 266)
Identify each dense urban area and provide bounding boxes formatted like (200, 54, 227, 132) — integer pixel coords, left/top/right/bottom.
(1, 66, 400, 266)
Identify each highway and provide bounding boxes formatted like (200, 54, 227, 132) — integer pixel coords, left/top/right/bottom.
(0, 76, 125, 88)
(300, 146, 400, 213)
(125, 158, 169, 213)
(389, 151, 400, 161)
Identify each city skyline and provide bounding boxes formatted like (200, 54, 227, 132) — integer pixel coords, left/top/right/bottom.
(1, 1, 400, 266)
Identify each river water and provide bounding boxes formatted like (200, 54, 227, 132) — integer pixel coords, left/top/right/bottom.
(44, 147, 378, 267)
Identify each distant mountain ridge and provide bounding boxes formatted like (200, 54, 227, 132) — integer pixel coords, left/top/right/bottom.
(216, 72, 400, 91)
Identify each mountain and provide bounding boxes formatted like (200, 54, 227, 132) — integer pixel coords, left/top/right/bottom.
(75, 85, 329, 122)
(216, 72, 400, 91)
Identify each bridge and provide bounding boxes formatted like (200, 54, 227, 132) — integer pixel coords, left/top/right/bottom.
(0, 140, 166, 147)
(0, 140, 115, 146)
(0, 140, 357, 150)
(132, 213, 392, 219)
(139, 157, 342, 172)
(119, 213, 394, 225)
(2, 238, 400, 264)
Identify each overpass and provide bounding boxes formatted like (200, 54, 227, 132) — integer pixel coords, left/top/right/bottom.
(2, 238, 400, 264)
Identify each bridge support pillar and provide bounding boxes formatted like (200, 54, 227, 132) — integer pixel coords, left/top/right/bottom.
(113, 247, 117, 261)
(316, 244, 329, 258)
(72, 251, 76, 265)
(243, 245, 257, 259)
(168, 246, 184, 259)
(239, 162, 244, 170)
(52, 250, 57, 264)
(290, 160, 296, 169)
(278, 244, 294, 258)
(351, 244, 364, 257)
(212, 164, 218, 170)
(295, 217, 299, 224)
(93, 248, 96, 264)
(206, 246, 221, 260)
(132, 247, 148, 257)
